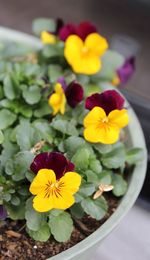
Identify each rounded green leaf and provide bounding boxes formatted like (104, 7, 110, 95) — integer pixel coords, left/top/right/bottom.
(49, 212, 73, 242)
(0, 109, 17, 130)
(22, 85, 41, 105)
(27, 223, 51, 242)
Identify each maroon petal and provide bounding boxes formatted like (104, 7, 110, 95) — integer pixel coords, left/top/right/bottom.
(76, 21, 97, 40)
(0, 205, 7, 220)
(85, 90, 125, 115)
(30, 152, 75, 179)
(58, 23, 77, 41)
(117, 57, 135, 86)
(65, 81, 84, 108)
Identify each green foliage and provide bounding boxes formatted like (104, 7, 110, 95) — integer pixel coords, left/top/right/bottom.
(81, 196, 108, 220)
(0, 109, 17, 129)
(49, 211, 74, 242)
(27, 223, 51, 242)
(0, 28, 141, 244)
(112, 174, 127, 196)
(101, 145, 126, 169)
(126, 148, 144, 165)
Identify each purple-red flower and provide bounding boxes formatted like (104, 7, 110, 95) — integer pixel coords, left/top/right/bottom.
(0, 205, 7, 220)
(65, 81, 84, 108)
(30, 152, 75, 179)
(59, 21, 97, 41)
(117, 57, 135, 85)
(85, 90, 125, 115)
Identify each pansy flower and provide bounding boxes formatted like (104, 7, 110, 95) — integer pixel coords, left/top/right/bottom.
(83, 90, 129, 144)
(64, 33, 108, 75)
(30, 152, 81, 212)
(0, 205, 7, 220)
(117, 57, 135, 86)
(85, 89, 125, 115)
(48, 80, 84, 115)
(59, 21, 97, 41)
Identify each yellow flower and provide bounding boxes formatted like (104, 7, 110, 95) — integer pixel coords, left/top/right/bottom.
(41, 31, 56, 44)
(64, 33, 108, 75)
(29, 169, 81, 212)
(48, 83, 66, 115)
(83, 107, 129, 144)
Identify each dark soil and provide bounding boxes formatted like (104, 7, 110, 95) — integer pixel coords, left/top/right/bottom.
(0, 196, 118, 260)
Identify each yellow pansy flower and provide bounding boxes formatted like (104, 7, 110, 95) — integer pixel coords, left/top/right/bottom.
(41, 31, 56, 44)
(48, 83, 66, 115)
(29, 169, 81, 212)
(83, 106, 129, 144)
(64, 33, 108, 75)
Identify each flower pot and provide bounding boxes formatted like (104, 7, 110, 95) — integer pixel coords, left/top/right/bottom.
(0, 26, 147, 260)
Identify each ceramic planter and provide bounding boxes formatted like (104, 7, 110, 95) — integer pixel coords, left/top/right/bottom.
(0, 26, 147, 260)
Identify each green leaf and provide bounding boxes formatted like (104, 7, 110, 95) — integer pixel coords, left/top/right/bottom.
(12, 151, 34, 181)
(33, 120, 54, 143)
(27, 223, 51, 242)
(16, 121, 40, 150)
(98, 50, 125, 79)
(126, 148, 144, 165)
(112, 174, 127, 196)
(0, 109, 17, 130)
(34, 102, 51, 117)
(101, 146, 126, 169)
(22, 85, 41, 105)
(49, 212, 73, 242)
(93, 143, 112, 154)
(89, 159, 102, 174)
(51, 119, 78, 136)
(32, 18, 56, 36)
(64, 136, 85, 157)
(79, 182, 95, 197)
(85, 170, 99, 183)
(11, 195, 21, 206)
(3, 75, 17, 100)
(5, 159, 14, 175)
(98, 170, 112, 185)
(72, 147, 90, 170)
(70, 203, 84, 219)
(81, 196, 108, 220)
(0, 130, 4, 144)
(48, 65, 63, 83)
(25, 198, 46, 231)
(6, 202, 25, 220)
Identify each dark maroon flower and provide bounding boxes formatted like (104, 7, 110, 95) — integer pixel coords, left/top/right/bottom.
(0, 205, 7, 220)
(85, 90, 125, 115)
(59, 23, 77, 41)
(117, 57, 135, 85)
(30, 152, 75, 179)
(65, 81, 84, 108)
(76, 21, 97, 40)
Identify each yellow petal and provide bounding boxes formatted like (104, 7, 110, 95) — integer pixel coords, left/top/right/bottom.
(54, 83, 64, 94)
(84, 107, 106, 128)
(85, 33, 108, 56)
(59, 172, 82, 194)
(52, 191, 75, 210)
(84, 124, 120, 144)
(48, 83, 66, 115)
(33, 193, 54, 212)
(41, 31, 56, 44)
(72, 55, 101, 75)
(64, 35, 83, 66)
(108, 109, 129, 128)
(29, 169, 56, 195)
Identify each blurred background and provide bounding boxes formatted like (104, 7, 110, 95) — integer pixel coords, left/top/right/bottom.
(0, 0, 149, 259)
